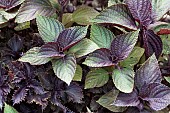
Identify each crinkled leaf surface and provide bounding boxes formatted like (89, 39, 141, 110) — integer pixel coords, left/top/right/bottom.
(52, 55, 76, 85)
(140, 83, 170, 111)
(92, 4, 137, 30)
(72, 6, 99, 25)
(4, 103, 18, 113)
(152, 0, 170, 21)
(85, 68, 109, 89)
(120, 47, 144, 68)
(97, 90, 127, 112)
(135, 54, 162, 89)
(111, 30, 139, 61)
(161, 34, 170, 54)
(0, 0, 25, 10)
(19, 47, 51, 65)
(73, 65, 82, 81)
(15, 0, 56, 23)
(90, 24, 115, 48)
(39, 42, 65, 58)
(112, 68, 134, 93)
(125, 0, 152, 27)
(68, 38, 99, 58)
(36, 15, 64, 42)
(57, 26, 88, 50)
(83, 48, 114, 67)
(108, 0, 124, 7)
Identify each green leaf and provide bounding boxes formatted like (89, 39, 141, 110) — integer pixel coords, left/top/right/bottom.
(0, 9, 18, 20)
(36, 15, 64, 42)
(161, 35, 170, 54)
(97, 90, 127, 112)
(92, 4, 137, 30)
(165, 76, 170, 84)
(4, 103, 18, 113)
(151, 22, 170, 34)
(152, 0, 170, 20)
(62, 13, 74, 28)
(52, 55, 76, 85)
(108, 0, 124, 7)
(90, 24, 115, 48)
(14, 21, 30, 31)
(68, 38, 99, 58)
(15, 0, 56, 23)
(112, 68, 134, 93)
(85, 68, 109, 89)
(0, 14, 7, 24)
(72, 5, 99, 25)
(73, 65, 82, 81)
(18, 47, 51, 65)
(120, 47, 144, 68)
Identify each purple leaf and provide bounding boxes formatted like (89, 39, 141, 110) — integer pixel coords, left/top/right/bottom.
(0, 0, 24, 10)
(29, 79, 44, 95)
(83, 48, 115, 67)
(142, 29, 162, 58)
(12, 86, 29, 104)
(111, 30, 139, 61)
(39, 42, 65, 58)
(125, 0, 152, 27)
(140, 83, 170, 111)
(135, 54, 162, 89)
(65, 83, 83, 103)
(113, 89, 140, 107)
(57, 26, 88, 50)
(8, 35, 23, 52)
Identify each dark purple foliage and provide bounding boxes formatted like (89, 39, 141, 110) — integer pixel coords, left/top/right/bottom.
(0, 0, 22, 10)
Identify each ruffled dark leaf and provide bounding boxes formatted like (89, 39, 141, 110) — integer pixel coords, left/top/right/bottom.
(8, 35, 23, 52)
(125, 0, 152, 27)
(65, 83, 83, 103)
(83, 48, 115, 67)
(135, 54, 162, 89)
(140, 83, 170, 111)
(12, 86, 29, 104)
(29, 79, 44, 95)
(39, 42, 65, 58)
(142, 29, 162, 58)
(38, 74, 53, 90)
(57, 26, 88, 50)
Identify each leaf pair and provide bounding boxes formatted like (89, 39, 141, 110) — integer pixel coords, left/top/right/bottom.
(113, 54, 170, 111)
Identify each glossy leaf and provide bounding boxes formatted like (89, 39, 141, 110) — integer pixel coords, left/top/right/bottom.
(0, 14, 7, 24)
(15, 0, 56, 23)
(0, 9, 18, 20)
(62, 13, 74, 28)
(85, 69, 109, 89)
(52, 55, 76, 85)
(120, 47, 144, 68)
(73, 65, 82, 81)
(135, 54, 162, 89)
(112, 68, 134, 93)
(18, 47, 51, 65)
(83, 48, 114, 67)
(140, 83, 170, 111)
(72, 6, 99, 25)
(0, 0, 25, 10)
(39, 42, 65, 58)
(36, 15, 64, 42)
(97, 90, 127, 112)
(111, 30, 139, 61)
(57, 26, 88, 50)
(90, 24, 115, 48)
(125, 0, 152, 26)
(165, 76, 170, 83)
(152, 0, 170, 20)
(92, 4, 137, 30)
(68, 38, 99, 58)
(4, 103, 18, 113)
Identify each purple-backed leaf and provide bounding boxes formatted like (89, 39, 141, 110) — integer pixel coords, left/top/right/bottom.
(12, 86, 29, 104)
(113, 89, 140, 107)
(140, 83, 170, 111)
(135, 54, 162, 89)
(83, 48, 115, 67)
(39, 42, 65, 58)
(8, 35, 23, 52)
(0, 0, 25, 10)
(27, 92, 50, 110)
(64, 83, 83, 103)
(111, 30, 139, 62)
(29, 79, 44, 95)
(125, 0, 152, 27)
(142, 29, 162, 58)
(57, 26, 88, 50)
(92, 4, 137, 30)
